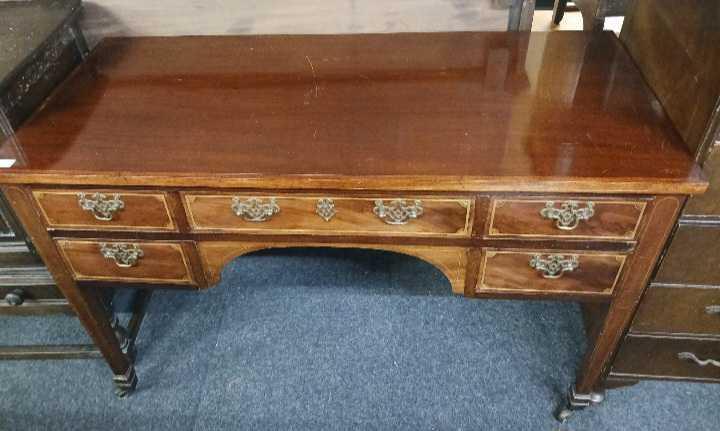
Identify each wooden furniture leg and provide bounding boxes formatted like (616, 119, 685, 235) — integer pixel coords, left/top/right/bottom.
(552, 0, 569, 25)
(0, 288, 152, 362)
(556, 196, 684, 421)
(2, 185, 137, 397)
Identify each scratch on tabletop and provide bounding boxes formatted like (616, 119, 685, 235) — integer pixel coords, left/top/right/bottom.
(305, 55, 319, 98)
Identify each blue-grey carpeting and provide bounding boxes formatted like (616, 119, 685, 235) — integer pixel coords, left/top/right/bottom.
(0, 249, 718, 431)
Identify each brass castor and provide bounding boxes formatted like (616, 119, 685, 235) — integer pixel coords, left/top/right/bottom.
(554, 385, 605, 422)
(113, 365, 138, 398)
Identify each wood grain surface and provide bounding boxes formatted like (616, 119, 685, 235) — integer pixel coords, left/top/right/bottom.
(487, 197, 645, 240)
(34, 189, 177, 231)
(478, 249, 625, 295)
(197, 241, 470, 294)
(56, 239, 195, 284)
(620, 0, 720, 157)
(184, 193, 472, 237)
(0, 32, 705, 194)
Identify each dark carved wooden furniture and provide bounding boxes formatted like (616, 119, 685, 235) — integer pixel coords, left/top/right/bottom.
(0, 0, 99, 358)
(0, 0, 85, 316)
(0, 0, 152, 361)
(0, 32, 706, 419)
(552, 0, 629, 30)
(606, 0, 720, 387)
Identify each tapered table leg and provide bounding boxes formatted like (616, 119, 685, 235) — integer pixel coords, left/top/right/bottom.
(3, 186, 137, 397)
(552, 0, 569, 25)
(559, 196, 683, 421)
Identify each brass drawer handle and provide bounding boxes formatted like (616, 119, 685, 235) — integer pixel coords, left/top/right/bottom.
(100, 243, 144, 268)
(4, 289, 25, 306)
(231, 197, 280, 222)
(705, 305, 720, 315)
(78, 192, 125, 221)
(677, 352, 720, 368)
(540, 201, 595, 231)
(316, 198, 336, 221)
(529, 254, 579, 279)
(373, 199, 423, 225)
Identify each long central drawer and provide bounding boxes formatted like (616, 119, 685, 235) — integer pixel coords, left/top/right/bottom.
(183, 193, 473, 237)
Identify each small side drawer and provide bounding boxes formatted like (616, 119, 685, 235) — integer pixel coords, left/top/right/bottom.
(612, 336, 720, 382)
(33, 190, 177, 231)
(477, 250, 626, 295)
(487, 197, 645, 240)
(56, 239, 194, 285)
(1, 286, 63, 303)
(183, 194, 473, 237)
(631, 286, 720, 337)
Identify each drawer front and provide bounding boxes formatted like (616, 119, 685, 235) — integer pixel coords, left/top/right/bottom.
(477, 250, 626, 295)
(1, 285, 63, 303)
(631, 286, 720, 337)
(56, 240, 194, 284)
(184, 194, 472, 237)
(487, 198, 645, 240)
(655, 225, 720, 286)
(612, 336, 720, 382)
(33, 190, 176, 231)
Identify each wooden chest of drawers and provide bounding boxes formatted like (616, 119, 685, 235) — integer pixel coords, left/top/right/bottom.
(0, 32, 707, 418)
(611, 222, 720, 383)
(606, 0, 720, 390)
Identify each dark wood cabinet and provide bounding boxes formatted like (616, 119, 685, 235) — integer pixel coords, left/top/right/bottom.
(607, 0, 720, 386)
(684, 149, 720, 220)
(0, 0, 87, 316)
(552, 0, 630, 30)
(0, 0, 124, 361)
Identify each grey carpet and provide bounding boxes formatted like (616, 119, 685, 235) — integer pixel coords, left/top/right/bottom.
(0, 249, 718, 430)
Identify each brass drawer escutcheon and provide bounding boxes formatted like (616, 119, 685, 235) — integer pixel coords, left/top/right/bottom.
(78, 192, 125, 221)
(540, 201, 595, 231)
(100, 243, 144, 268)
(373, 199, 423, 225)
(231, 197, 280, 222)
(316, 198, 336, 221)
(529, 254, 579, 279)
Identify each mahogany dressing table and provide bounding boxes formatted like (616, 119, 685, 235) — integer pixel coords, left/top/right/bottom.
(0, 31, 707, 418)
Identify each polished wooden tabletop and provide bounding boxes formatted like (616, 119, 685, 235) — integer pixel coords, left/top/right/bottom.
(0, 31, 706, 193)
